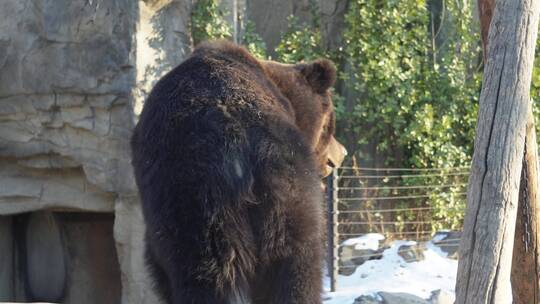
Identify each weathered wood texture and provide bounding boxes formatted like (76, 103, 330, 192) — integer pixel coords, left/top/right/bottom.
(478, 0, 495, 62)
(477, 0, 540, 302)
(512, 112, 540, 303)
(456, 0, 540, 303)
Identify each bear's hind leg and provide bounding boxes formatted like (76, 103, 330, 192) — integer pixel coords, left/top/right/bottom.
(267, 252, 324, 304)
(145, 246, 172, 303)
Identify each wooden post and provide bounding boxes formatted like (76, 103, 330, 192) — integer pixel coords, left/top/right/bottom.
(477, 0, 540, 302)
(512, 112, 540, 303)
(327, 169, 339, 292)
(455, 0, 540, 303)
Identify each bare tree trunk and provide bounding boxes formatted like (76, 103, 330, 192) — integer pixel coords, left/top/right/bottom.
(477, 0, 540, 302)
(512, 112, 540, 303)
(478, 0, 495, 62)
(455, 0, 540, 303)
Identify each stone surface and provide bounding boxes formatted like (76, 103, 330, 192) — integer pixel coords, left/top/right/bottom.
(378, 292, 429, 304)
(25, 212, 66, 302)
(354, 292, 432, 304)
(114, 197, 162, 304)
(58, 212, 122, 304)
(0, 0, 193, 303)
(398, 243, 426, 263)
(428, 289, 454, 304)
(353, 294, 383, 304)
(319, 0, 349, 52)
(0, 0, 137, 197)
(339, 241, 386, 275)
(432, 231, 461, 259)
(136, 0, 193, 114)
(0, 217, 13, 301)
(246, 0, 313, 57)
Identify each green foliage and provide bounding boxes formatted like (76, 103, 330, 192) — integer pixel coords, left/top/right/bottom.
(338, 0, 482, 232)
(191, 1, 267, 60)
(274, 16, 326, 63)
(191, 0, 232, 45)
(532, 26, 540, 142)
(242, 21, 267, 59)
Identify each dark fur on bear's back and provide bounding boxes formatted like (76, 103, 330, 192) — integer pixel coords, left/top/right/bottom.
(131, 41, 337, 304)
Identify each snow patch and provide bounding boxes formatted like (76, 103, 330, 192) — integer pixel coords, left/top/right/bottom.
(341, 233, 385, 251)
(324, 238, 457, 304)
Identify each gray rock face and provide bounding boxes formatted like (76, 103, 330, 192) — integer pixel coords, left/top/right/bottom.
(0, 0, 137, 196)
(378, 292, 429, 304)
(353, 294, 384, 304)
(353, 290, 454, 304)
(354, 292, 429, 304)
(428, 289, 455, 304)
(0, 217, 13, 301)
(432, 231, 461, 259)
(246, 0, 313, 57)
(339, 240, 386, 275)
(0, 0, 192, 303)
(398, 243, 426, 263)
(320, 0, 349, 51)
(0, 0, 135, 96)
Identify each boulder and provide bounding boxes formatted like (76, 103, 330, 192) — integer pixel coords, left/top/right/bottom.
(428, 289, 454, 304)
(398, 242, 426, 263)
(432, 231, 461, 259)
(353, 294, 383, 304)
(378, 292, 429, 304)
(354, 292, 429, 304)
(339, 234, 386, 275)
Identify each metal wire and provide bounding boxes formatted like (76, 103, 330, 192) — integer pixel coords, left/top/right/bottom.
(338, 166, 470, 171)
(335, 207, 435, 214)
(339, 220, 445, 225)
(339, 172, 470, 179)
(338, 192, 467, 201)
(338, 231, 436, 236)
(335, 245, 460, 262)
(337, 238, 461, 248)
(338, 183, 468, 191)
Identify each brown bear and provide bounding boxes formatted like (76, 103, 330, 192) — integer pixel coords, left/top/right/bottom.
(131, 40, 345, 304)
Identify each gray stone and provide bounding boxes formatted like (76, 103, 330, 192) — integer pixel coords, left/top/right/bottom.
(428, 289, 454, 304)
(432, 231, 461, 259)
(25, 211, 66, 302)
(320, 0, 349, 51)
(0, 217, 13, 301)
(0, 0, 169, 302)
(246, 0, 313, 57)
(339, 239, 386, 275)
(378, 292, 429, 304)
(60, 213, 122, 304)
(354, 294, 383, 304)
(136, 0, 193, 114)
(0, 0, 194, 302)
(398, 243, 426, 263)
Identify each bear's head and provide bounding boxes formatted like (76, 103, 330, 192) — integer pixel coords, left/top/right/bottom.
(262, 59, 347, 177)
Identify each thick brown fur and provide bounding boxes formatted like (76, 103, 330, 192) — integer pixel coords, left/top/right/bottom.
(131, 40, 341, 304)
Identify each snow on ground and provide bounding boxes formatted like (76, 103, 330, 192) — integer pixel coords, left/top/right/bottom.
(324, 239, 457, 304)
(341, 233, 385, 250)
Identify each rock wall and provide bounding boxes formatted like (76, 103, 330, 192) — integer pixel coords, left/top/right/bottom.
(0, 0, 192, 303)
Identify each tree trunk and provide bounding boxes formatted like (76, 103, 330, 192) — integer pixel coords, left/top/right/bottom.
(455, 0, 540, 303)
(477, 0, 540, 302)
(478, 0, 495, 62)
(512, 112, 540, 303)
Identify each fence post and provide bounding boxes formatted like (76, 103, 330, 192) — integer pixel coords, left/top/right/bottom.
(327, 168, 339, 292)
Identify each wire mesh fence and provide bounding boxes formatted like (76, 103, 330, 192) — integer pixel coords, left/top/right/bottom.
(325, 166, 469, 292)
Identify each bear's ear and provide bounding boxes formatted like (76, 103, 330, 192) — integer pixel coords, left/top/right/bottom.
(298, 59, 337, 94)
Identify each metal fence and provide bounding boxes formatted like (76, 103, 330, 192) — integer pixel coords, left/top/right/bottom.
(325, 166, 470, 291)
